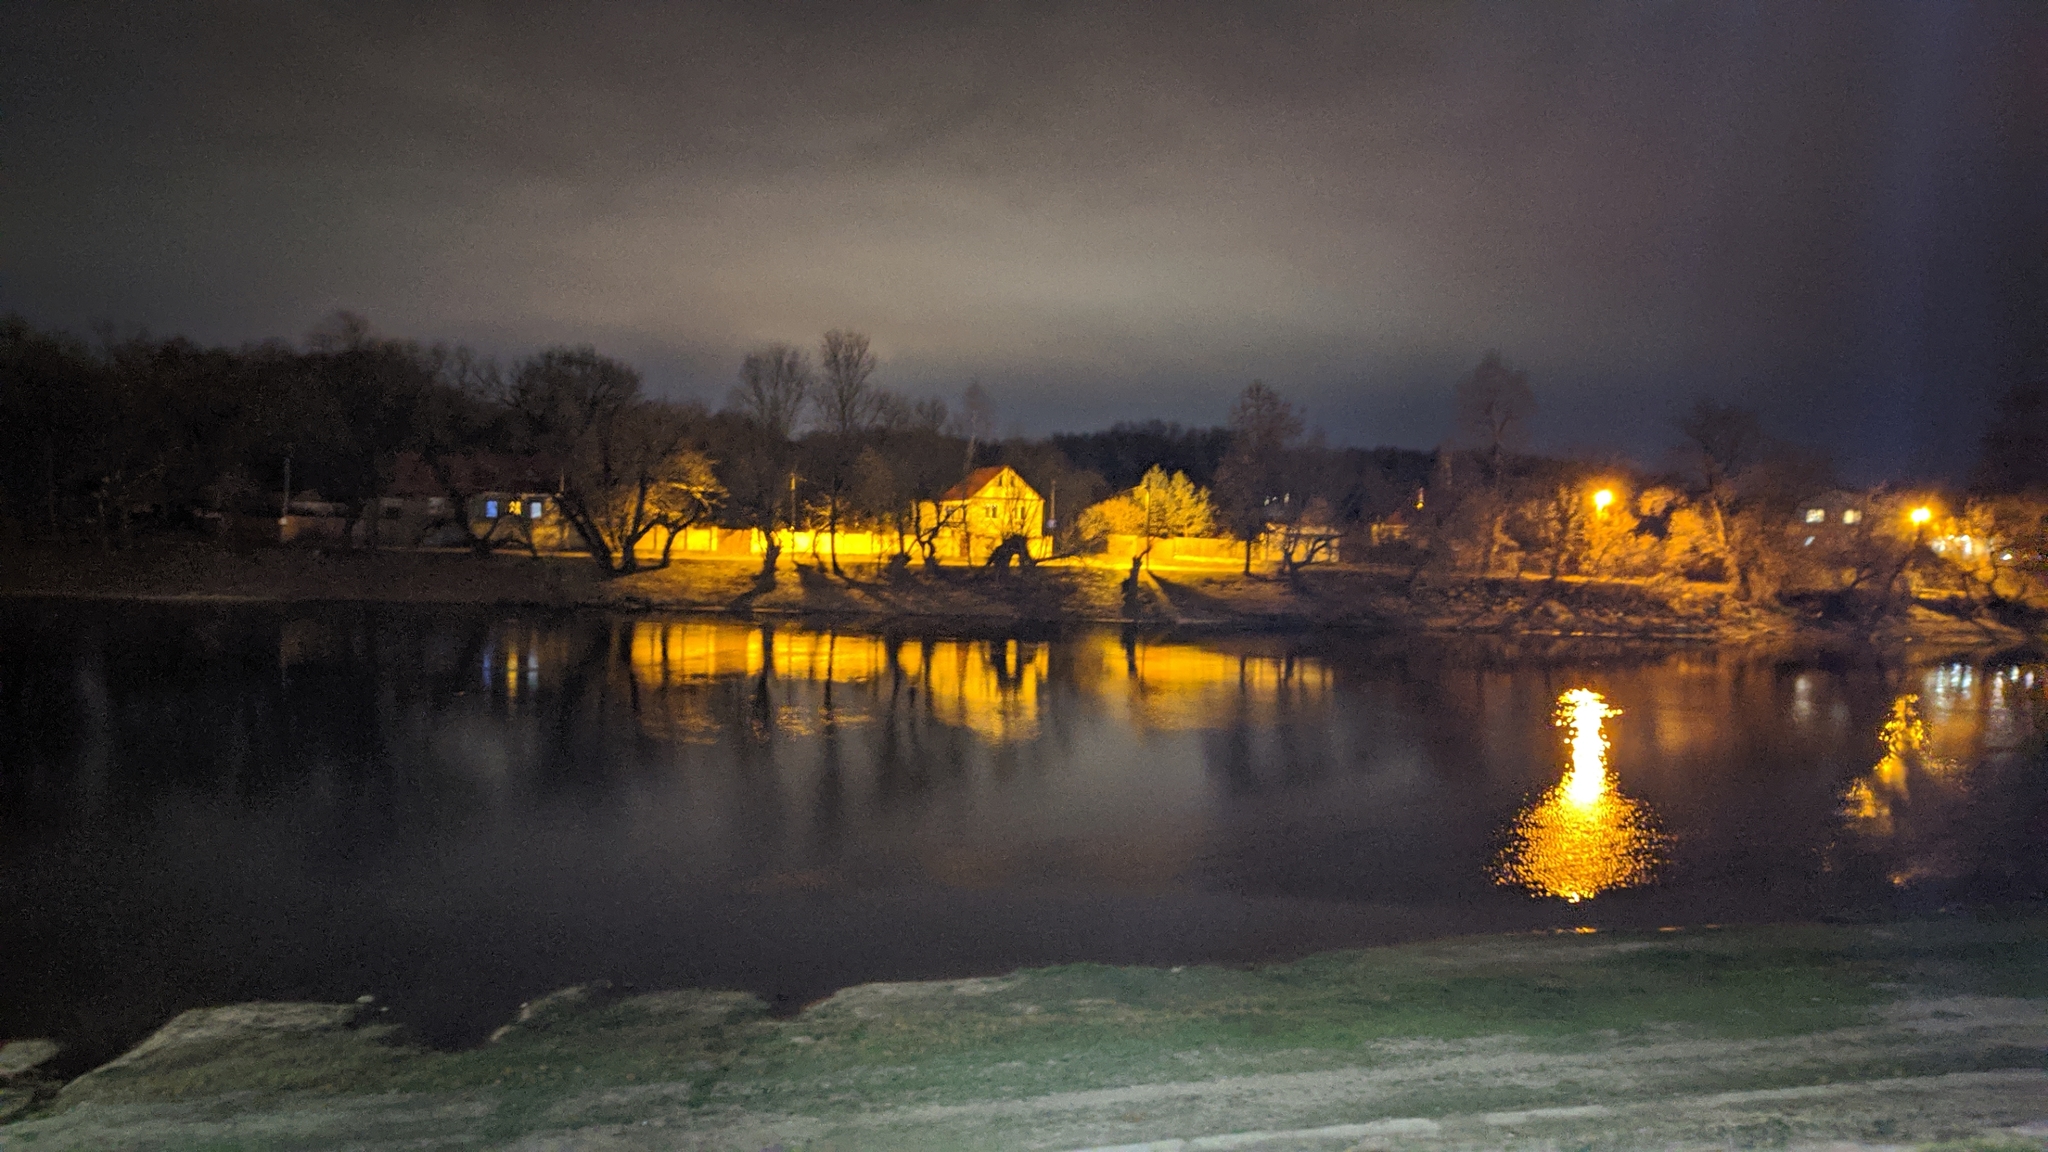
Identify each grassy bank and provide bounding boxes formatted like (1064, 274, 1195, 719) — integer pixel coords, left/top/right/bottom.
(0, 541, 1842, 640)
(6, 917, 2046, 1150)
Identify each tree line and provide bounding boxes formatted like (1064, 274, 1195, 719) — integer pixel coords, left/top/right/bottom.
(0, 313, 1430, 575)
(5, 310, 2045, 610)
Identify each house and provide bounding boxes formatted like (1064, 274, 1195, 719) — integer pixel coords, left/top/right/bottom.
(920, 466, 1052, 564)
(383, 451, 569, 549)
(1790, 489, 1874, 549)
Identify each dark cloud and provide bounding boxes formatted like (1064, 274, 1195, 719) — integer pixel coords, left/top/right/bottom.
(5, 1, 2042, 478)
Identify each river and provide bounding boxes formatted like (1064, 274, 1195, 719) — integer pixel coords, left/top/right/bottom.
(3, 600, 2043, 1069)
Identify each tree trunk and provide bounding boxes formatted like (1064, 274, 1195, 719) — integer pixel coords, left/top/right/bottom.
(829, 501, 843, 576)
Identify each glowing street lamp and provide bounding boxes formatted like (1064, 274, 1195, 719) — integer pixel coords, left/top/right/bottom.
(1591, 488, 1615, 518)
(1908, 506, 1932, 526)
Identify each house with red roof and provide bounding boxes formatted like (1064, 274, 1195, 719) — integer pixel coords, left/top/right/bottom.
(920, 466, 1051, 564)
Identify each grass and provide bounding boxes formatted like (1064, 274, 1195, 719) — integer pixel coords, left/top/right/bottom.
(12, 916, 2048, 1150)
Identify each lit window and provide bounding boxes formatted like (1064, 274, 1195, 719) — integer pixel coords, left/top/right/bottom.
(1842, 509, 1861, 524)
(1804, 508, 1825, 523)
(510, 499, 523, 515)
(529, 500, 544, 519)
(485, 500, 499, 519)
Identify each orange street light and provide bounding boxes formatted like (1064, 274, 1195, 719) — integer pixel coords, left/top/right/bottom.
(1591, 488, 1615, 516)
(1909, 506, 1932, 526)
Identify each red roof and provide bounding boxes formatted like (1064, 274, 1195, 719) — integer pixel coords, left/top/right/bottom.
(939, 466, 1021, 503)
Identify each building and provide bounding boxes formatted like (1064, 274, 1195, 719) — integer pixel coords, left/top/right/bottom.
(1791, 490, 1872, 549)
(921, 466, 1052, 564)
(382, 451, 567, 549)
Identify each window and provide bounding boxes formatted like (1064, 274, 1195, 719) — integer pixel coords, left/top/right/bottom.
(529, 500, 544, 519)
(510, 499, 523, 516)
(485, 500, 499, 519)
(1804, 508, 1825, 523)
(1841, 509, 1861, 524)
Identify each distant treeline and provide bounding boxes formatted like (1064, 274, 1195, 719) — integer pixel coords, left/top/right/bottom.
(0, 313, 1428, 570)
(7, 311, 2047, 610)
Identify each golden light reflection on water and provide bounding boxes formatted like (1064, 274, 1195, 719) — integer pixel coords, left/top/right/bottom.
(1086, 635, 1331, 731)
(899, 639, 1047, 743)
(623, 621, 1330, 744)
(1494, 688, 1666, 903)
(1841, 693, 1964, 841)
(626, 621, 1046, 743)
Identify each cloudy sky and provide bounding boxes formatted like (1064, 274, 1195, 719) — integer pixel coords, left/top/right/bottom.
(5, 1, 2043, 478)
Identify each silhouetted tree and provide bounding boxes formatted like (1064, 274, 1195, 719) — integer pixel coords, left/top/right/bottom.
(511, 346, 718, 573)
(1214, 381, 1303, 572)
(1453, 350, 1535, 478)
(813, 330, 880, 434)
(729, 344, 812, 440)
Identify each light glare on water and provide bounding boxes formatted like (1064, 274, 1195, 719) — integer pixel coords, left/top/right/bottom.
(1495, 688, 1666, 903)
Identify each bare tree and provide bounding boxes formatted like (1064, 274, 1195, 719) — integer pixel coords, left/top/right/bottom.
(1453, 351, 1535, 476)
(729, 344, 812, 440)
(1674, 399, 1766, 596)
(561, 401, 723, 574)
(814, 330, 880, 433)
(1214, 381, 1303, 572)
(511, 346, 723, 574)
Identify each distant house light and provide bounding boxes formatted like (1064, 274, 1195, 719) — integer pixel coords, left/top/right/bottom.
(1804, 508, 1825, 524)
(529, 500, 544, 519)
(1841, 509, 1861, 525)
(1803, 535, 1816, 547)
(485, 500, 499, 519)
(511, 499, 523, 516)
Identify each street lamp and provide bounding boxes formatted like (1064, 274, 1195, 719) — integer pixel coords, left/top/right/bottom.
(1591, 488, 1614, 517)
(1909, 506, 1932, 526)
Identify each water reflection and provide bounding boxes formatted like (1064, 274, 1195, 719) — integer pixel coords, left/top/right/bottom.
(1091, 635, 1331, 732)
(1494, 689, 1666, 903)
(1840, 690, 1989, 888)
(8, 603, 2048, 1071)
(621, 620, 1332, 745)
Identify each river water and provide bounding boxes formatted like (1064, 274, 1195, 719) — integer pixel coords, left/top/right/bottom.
(3, 601, 2044, 1067)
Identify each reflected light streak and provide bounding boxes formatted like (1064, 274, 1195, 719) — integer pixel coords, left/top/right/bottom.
(1097, 636, 1331, 731)
(1842, 692, 1965, 839)
(1495, 688, 1665, 903)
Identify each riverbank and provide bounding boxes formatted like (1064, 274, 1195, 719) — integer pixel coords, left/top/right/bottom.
(8, 541, 2022, 646)
(4, 917, 2045, 1150)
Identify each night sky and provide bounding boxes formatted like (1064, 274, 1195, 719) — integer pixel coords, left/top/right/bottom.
(5, 2, 2044, 479)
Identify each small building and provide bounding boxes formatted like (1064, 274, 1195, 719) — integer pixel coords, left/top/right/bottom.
(1791, 490, 1873, 548)
(921, 466, 1052, 564)
(379, 452, 570, 549)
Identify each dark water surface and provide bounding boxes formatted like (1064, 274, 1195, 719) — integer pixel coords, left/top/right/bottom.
(4, 600, 2045, 1068)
